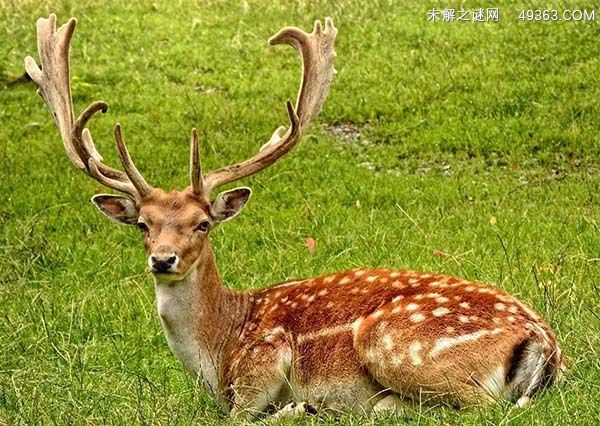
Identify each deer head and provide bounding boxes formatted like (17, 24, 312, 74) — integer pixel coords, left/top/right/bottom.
(25, 15, 337, 281)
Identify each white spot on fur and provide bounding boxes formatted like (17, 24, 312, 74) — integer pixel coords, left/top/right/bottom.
(410, 313, 426, 323)
(409, 341, 423, 365)
(414, 294, 424, 300)
(464, 286, 475, 292)
(430, 328, 503, 357)
(495, 303, 506, 311)
(406, 303, 419, 311)
(391, 306, 402, 314)
(383, 334, 394, 350)
(495, 294, 512, 303)
(339, 276, 351, 285)
(390, 272, 400, 278)
(429, 281, 441, 288)
(324, 275, 335, 283)
(508, 305, 519, 314)
(366, 275, 377, 282)
(392, 354, 404, 366)
(355, 270, 366, 277)
(459, 302, 470, 309)
(371, 309, 384, 319)
(391, 280, 405, 289)
(408, 278, 419, 285)
(426, 293, 441, 298)
(298, 323, 354, 343)
(432, 307, 450, 317)
(507, 316, 516, 323)
(436, 297, 450, 304)
(392, 295, 404, 303)
(318, 289, 328, 296)
(459, 315, 470, 323)
(446, 326, 455, 333)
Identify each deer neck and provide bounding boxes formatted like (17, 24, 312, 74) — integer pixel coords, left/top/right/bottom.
(153, 240, 250, 395)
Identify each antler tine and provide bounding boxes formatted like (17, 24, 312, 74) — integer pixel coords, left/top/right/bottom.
(270, 17, 337, 129)
(113, 124, 151, 197)
(189, 128, 205, 195)
(87, 158, 138, 195)
(25, 14, 151, 200)
(201, 17, 337, 194)
(25, 15, 80, 168)
(73, 101, 130, 182)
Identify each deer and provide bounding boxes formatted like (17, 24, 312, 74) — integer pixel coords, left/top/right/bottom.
(25, 14, 565, 420)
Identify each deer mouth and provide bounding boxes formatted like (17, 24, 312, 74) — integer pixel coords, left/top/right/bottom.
(151, 270, 186, 284)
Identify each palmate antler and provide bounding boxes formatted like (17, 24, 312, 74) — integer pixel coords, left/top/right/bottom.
(192, 18, 338, 196)
(26, 14, 337, 200)
(25, 15, 151, 200)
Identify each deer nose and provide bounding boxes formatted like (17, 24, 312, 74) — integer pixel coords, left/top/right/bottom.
(149, 253, 178, 273)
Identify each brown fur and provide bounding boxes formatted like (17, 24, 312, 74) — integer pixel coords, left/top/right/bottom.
(217, 269, 562, 412)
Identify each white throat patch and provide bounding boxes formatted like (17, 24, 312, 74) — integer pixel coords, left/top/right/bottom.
(154, 270, 219, 394)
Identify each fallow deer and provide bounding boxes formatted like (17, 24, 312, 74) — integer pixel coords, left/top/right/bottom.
(26, 14, 564, 420)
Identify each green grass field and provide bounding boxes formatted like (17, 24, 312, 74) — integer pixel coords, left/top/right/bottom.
(1, 0, 600, 424)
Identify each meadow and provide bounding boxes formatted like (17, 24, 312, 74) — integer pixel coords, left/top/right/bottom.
(1, 0, 599, 424)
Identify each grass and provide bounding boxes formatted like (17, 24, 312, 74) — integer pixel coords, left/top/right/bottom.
(1, 0, 599, 424)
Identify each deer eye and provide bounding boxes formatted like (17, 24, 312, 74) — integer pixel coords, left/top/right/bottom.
(136, 222, 149, 234)
(194, 220, 210, 233)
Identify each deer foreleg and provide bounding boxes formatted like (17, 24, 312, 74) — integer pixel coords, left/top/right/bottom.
(228, 334, 293, 420)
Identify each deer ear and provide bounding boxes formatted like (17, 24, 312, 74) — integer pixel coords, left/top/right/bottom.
(211, 187, 252, 223)
(91, 194, 139, 225)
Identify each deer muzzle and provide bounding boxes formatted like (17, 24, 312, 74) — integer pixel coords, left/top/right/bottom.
(149, 246, 179, 274)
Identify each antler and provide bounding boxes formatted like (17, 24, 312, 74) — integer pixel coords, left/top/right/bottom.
(190, 18, 337, 196)
(25, 14, 151, 200)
